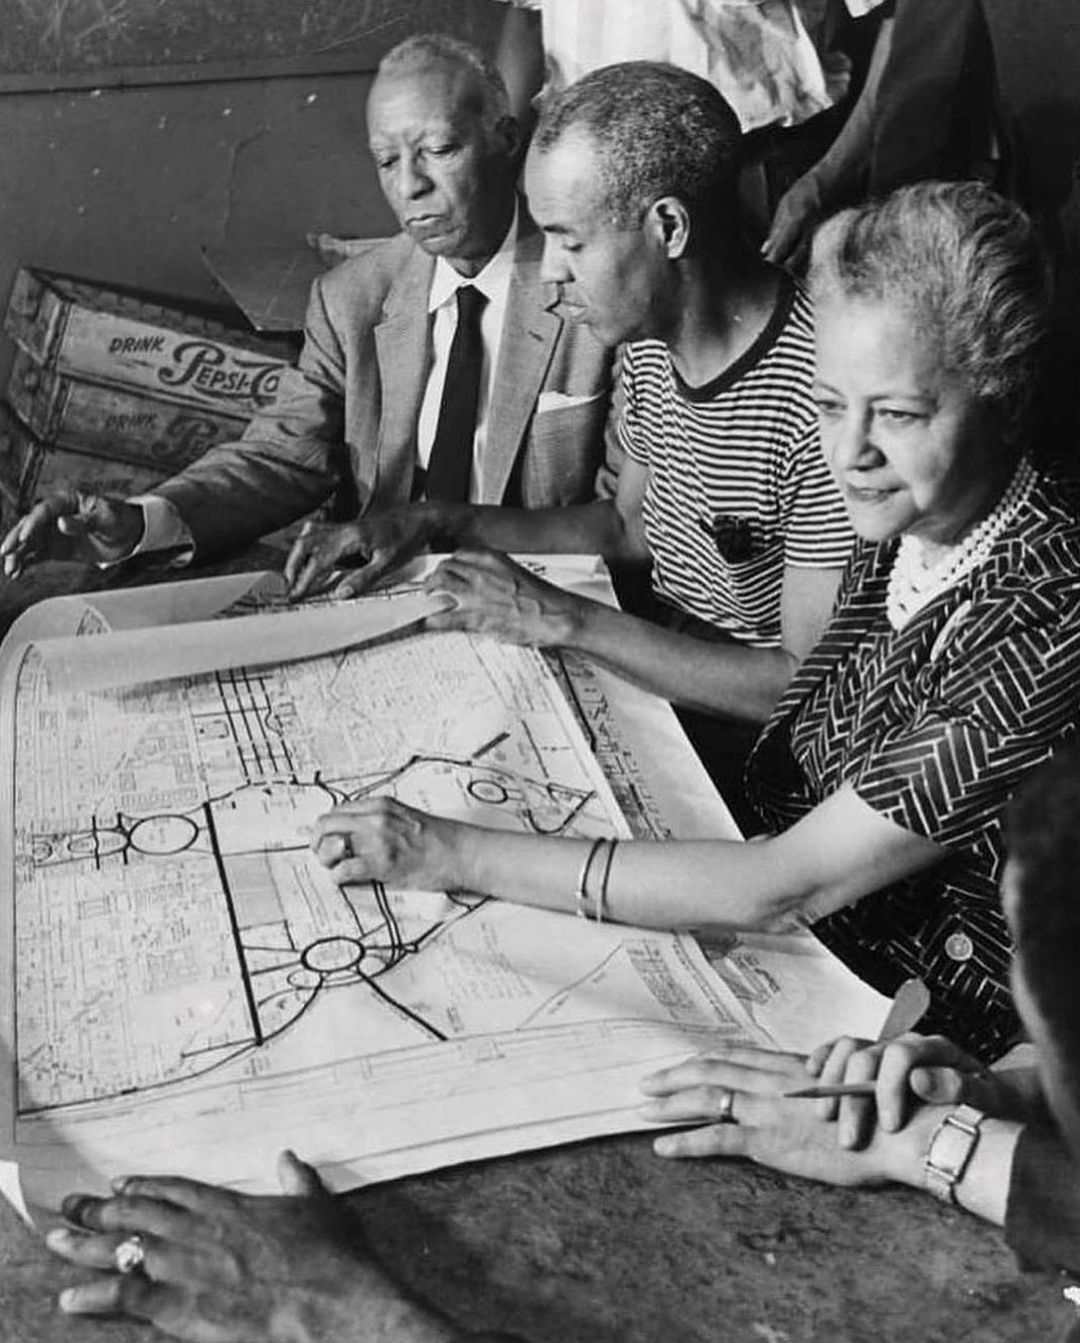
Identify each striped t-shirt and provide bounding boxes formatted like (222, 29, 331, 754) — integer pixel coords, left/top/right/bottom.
(617, 279, 853, 649)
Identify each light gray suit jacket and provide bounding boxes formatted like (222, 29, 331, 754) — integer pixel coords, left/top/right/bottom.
(159, 212, 618, 557)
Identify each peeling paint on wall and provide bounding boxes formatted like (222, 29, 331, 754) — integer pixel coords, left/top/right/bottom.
(0, 0, 497, 77)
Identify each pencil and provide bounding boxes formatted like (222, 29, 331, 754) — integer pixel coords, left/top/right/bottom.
(784, 1081, 878, 1100)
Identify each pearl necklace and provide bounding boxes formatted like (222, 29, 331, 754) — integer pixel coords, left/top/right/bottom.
(885, 455, 1037, 631)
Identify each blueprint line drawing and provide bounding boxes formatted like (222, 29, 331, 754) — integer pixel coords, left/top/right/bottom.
(11, 628, 635, 1119)
(0, 573, 887, 1217)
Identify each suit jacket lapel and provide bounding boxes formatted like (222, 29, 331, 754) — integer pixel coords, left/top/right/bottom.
(372, 243, 434, 503)
(483, 214, 562, 504)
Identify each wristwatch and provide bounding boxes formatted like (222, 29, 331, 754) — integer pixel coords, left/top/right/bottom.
(924, 1103, 986, 1204)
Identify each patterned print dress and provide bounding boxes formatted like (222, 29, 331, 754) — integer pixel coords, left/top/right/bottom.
(747, 476, 1080, 1061)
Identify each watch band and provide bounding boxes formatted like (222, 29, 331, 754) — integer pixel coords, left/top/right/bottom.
(924, 1103, 986, 1204)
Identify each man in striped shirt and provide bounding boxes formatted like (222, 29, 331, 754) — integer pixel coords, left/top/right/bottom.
(288, 61, 854, 817)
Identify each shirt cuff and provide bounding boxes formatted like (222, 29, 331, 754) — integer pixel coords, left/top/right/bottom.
(97, 495, 194, 570)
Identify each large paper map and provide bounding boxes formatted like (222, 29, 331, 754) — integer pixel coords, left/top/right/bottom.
(0, 567, 888, 1216)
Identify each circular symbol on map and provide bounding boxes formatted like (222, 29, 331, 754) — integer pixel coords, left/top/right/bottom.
(29, 836, 59, 863)
(128, 815, 201, 856)
(468, 778, 509, 806)
(302, 936, 365, 980)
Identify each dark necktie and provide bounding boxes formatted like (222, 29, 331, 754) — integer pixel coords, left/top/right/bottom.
(425, 284, 488, 504)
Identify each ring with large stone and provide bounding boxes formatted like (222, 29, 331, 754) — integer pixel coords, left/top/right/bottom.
(717, 1089, 735, 1123)
(113, 1234, 146, 1275)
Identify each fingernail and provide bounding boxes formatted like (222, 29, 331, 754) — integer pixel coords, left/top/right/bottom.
(59, 1288, 78, 1312)
(46, 1228, 71, 1250)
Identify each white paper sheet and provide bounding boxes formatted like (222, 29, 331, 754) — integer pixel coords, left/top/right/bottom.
(0, 566, 888, 1220)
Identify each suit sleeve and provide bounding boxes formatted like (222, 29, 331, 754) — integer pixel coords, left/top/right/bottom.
(1005, 1125, 1080, 1275)
(153, 276, 348, 558)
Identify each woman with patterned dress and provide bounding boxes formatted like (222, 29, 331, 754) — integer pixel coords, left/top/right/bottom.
(313, 181, 1080, 1065)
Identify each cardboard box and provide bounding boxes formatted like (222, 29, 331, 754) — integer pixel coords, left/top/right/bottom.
(0, 406, 322, 558)
(6, 347, 248, 473)
(4, 268, 296, 418)
(0, 411, 169, 511)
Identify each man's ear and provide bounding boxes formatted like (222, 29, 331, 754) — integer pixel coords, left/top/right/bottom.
(492, 114, 523, 163)
(647, 197, 691, 260)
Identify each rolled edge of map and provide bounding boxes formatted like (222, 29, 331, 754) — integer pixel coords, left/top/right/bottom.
(34, 590, 454, 694)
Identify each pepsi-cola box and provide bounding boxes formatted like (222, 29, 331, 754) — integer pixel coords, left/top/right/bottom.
(6, 346, 249, 473)
(0, 404, 169, 513)
(4, 268, 297, 419)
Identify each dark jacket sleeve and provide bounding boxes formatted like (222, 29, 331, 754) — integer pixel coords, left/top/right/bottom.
(1005, 1126, 1080, 1275)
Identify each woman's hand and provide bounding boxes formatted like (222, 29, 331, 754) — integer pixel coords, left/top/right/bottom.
(46, 1151, 453, 1343)
(803, 1032, 1043, 1151)
(423, 550, 585, 647)
(639, 1045, 926, 1189)
(312, 797, 473, 893)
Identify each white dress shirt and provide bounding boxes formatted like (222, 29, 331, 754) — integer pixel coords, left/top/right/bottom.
(416, 203, 518, 504)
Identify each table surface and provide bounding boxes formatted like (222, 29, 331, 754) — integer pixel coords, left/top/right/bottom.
(0, 560, 1071, 1343)
(0, 1130, 1071, 1343)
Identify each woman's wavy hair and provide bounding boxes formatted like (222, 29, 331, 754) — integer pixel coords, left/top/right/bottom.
(809, 182, 1052, 440)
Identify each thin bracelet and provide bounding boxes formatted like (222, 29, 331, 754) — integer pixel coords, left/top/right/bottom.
(594, 839, 618, 923)
(574, 838, 605, 919)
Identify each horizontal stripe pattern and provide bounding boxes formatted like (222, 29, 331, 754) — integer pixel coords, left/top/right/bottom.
(618, 282, 852, 648)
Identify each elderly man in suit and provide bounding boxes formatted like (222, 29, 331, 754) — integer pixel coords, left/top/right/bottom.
(0, 34, 615, 580)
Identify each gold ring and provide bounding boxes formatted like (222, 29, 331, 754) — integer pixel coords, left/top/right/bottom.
(113, 1234, 146, 1275)
(717, 1089, 735, 1123)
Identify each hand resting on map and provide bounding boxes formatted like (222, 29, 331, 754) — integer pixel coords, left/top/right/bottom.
(638, 1043, 1021, 1228)
(312, 797, 468, 892)
(638, 1045, 931, 1187)
(422, 550, 584, 647)
(285, 509, 445, 601)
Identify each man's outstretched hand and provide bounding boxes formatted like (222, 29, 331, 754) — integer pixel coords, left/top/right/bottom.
(1, 490, 143, 577)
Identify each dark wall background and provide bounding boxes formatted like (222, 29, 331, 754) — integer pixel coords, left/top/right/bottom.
(0, 0, 505, 382)
(0, 0, 498, 80)
(983, 0, 1080, 209)
(0, 0, 1077, 368)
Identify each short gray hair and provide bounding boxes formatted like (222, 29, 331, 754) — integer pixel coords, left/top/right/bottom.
(377, 33, 511, 133)
(809, 182, 1050, 424)
(533, 61, 742, 233)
